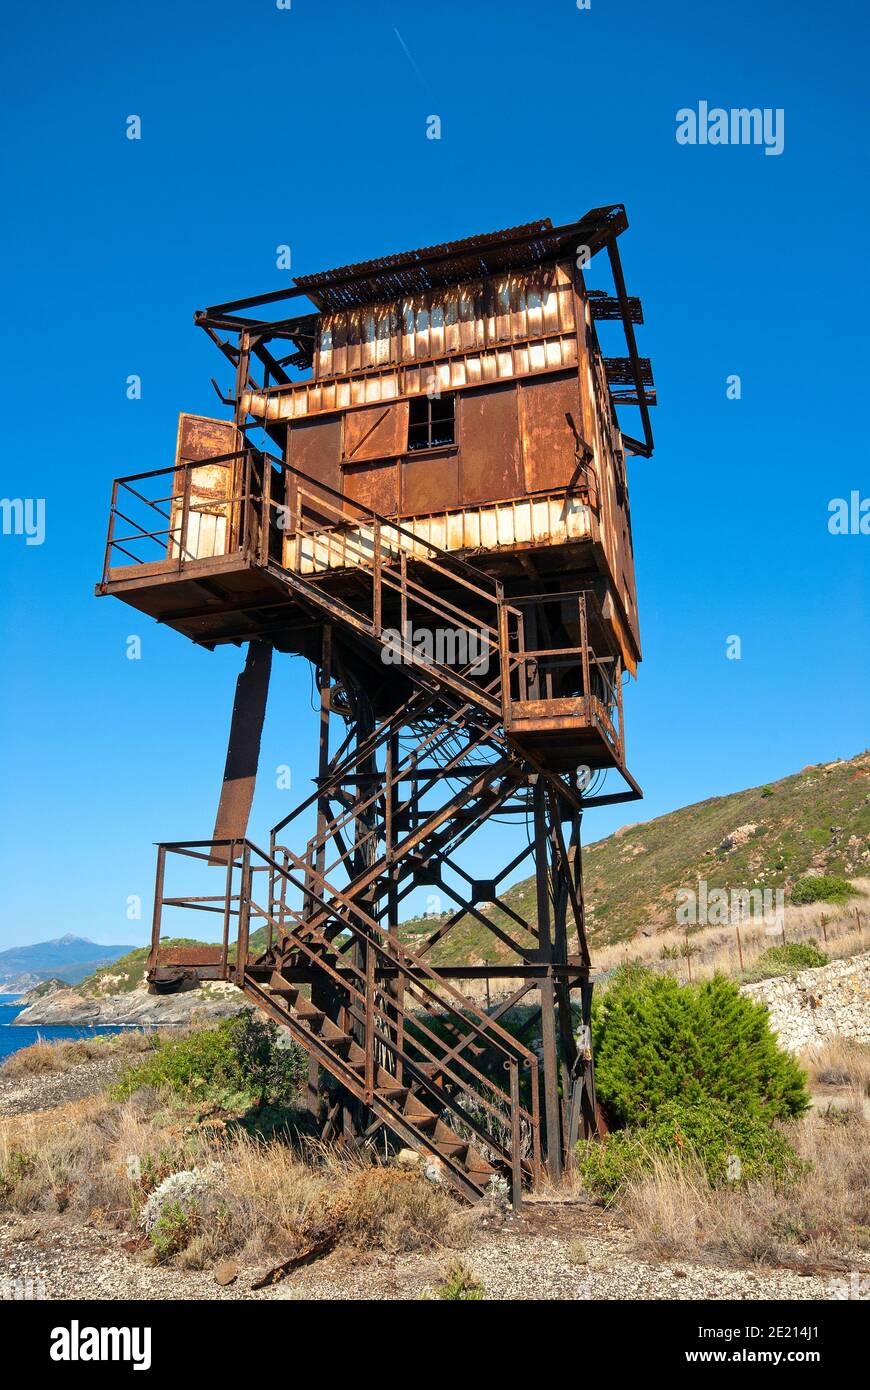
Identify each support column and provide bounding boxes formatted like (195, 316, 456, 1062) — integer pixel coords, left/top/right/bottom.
(307, 626, 332, 1119)
(533, 777, 563, 1181)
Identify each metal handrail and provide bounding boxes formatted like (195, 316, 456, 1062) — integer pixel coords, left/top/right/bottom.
(150, 836, 541, 1184)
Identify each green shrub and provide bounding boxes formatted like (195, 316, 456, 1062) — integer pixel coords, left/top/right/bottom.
(432, 1261, 485, 1300)
(790, 875, 857, 906)
(592, 965, 809, 1127)
(742, 941, 828, 981)
(230, 1010, 307, 1107)
(577, 1099, 801, 1198)
(149, 1199, 198, 1260)
(114, 1012, 307, 1108)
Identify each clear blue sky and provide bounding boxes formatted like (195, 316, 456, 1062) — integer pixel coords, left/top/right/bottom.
(0, 0, 866, 949)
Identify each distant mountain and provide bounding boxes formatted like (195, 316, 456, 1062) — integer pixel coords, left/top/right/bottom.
(0, 935, 140, 987)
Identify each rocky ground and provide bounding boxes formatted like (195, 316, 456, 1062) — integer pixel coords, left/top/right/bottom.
(0, 1054, 860, 1303)
(0, 1052, 131, 1118)
(0, 1201, 846, 1303)
(5, 1007, 869, 1306)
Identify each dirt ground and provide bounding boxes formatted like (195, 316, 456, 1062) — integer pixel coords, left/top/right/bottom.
(0, 1198, 850, 1303)
(0, 1052, 860, 1303)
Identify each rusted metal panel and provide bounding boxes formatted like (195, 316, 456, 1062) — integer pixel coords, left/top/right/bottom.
(170, 414, 238, 560)
(519, 372, 582, 494)
(176, 413, 236, 464)
(288, 416, 342, 492)
(343, 458, 399, 515)
(286, 415, 343, 532)
(401, 446, 460, 514)
(159, 946, 224, 966)
(343, 401, 408, 462)
(460, 383, 522, 505)
(290, 492, 591, 575)
(244, 330, 578, 425)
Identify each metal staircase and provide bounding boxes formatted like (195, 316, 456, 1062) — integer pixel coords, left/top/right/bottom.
(146, 450, 622, 1200)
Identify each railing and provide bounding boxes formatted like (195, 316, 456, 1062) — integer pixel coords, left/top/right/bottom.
(275, 456, 510, 712)
(149, 837, 541, 1196)
(102, 447, 624, 762)
(99, 450, 264, 584)
(502, 589, 625, 763)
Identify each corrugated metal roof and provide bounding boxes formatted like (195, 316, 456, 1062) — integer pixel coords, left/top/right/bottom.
(293, 208, 626, 311)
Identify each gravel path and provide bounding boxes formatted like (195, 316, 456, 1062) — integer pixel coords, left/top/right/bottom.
(0, 1206, 847, 1303)
(0, 1054, 130, 1118)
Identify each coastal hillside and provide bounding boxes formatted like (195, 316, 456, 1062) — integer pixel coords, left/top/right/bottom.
(17, 753, 869, 1006)
(402, 750, 870, 962)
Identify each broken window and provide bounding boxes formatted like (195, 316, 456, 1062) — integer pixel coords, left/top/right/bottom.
(408, 392, 455, 451)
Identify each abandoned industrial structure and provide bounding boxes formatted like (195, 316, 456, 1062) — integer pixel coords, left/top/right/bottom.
(97, 205, 656, 1203)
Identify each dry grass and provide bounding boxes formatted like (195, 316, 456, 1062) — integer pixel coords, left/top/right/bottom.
(622, 1102, 870, 1267)
(459, 883, 870, 1008)
(177, 1134, 472, 1269)
(1, 1031, 156, 1078)
(803, 1039, 870, 1095)
(0, 1092, 471, 1270)
(592, 881, 870, 986)
(0, 1089, 192, 1223)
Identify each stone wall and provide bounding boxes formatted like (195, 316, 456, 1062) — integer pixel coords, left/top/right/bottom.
(740, 952, 870, 1053)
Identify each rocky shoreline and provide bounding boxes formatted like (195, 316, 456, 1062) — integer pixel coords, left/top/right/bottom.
(12, 982, 252, 1029)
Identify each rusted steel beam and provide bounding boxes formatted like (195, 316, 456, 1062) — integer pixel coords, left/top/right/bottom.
(533, 778, 563, 1181)
(606, 235, 654, 457)
(211, 643, 272, 861)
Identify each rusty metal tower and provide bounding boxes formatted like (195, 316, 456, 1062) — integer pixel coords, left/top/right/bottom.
(97, 206, 655, 1202)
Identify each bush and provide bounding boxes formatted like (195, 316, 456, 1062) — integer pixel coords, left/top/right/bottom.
(742, 941, 828, 981)
(431, 1260, 485, 1300)
(592, 965, 809, 1127)
(114, 1012, 307, 1109)
(148, 1199, 199, 1261)
(230, 1011, 308, 1108)
(577, 1099, 802, 1198)
(790, 875, 857, 906)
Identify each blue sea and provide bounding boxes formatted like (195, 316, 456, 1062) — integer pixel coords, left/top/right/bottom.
(0, 996, 130, 1062)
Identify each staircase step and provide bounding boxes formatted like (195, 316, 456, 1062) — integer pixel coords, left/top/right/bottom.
(318, 1016, 349, 1043)
(293, 1003, 327, 1025)
(432, 1118, 466, 1145)
(268, 971, 297, 1000)
(402, 1093, 436, 1121)
(410, 1113, 438, 1135)
(376, 1086, 410, 1105)
(464, 1166, 497, 1186)
(435, 1139, 470, 1162)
